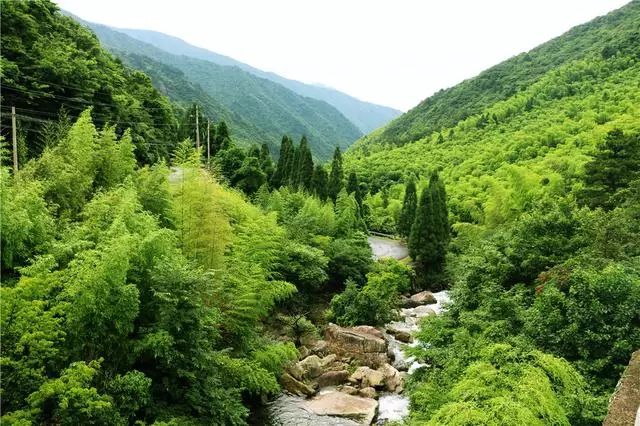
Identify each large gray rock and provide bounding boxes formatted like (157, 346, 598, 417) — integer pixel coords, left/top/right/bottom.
(604, 349, 640, 426)
(349, 366, 385, 388)
(317, 370, 350, 388)
(302, 390, 378, 425)
(299, 355, 324, 380)
(379, 363, 404, 393)
(325, 323, 388, 368)
(409, 291, 437, 306)
(281, 373, 316, 397)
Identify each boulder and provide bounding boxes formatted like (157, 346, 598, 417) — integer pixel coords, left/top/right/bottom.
(358, 386, 377, 399)
(311, 340, 330, 357)
(317, 370, 350, 388)
(302, 390, 378, 425)
(350, 366, 385, 388)
(281, 373, 316, 397)
(409, 291, 437, 306)
(339, 385, 359, 395)
(320, 354, 337, 367)
(299, 355, 323, 380)
(379, 363, 404, 393)
(352, 325, 385, 340)
(325, 323, 388, 368)
(298, 345, 311, 359)
(604, 349, 640, 426)
(287, 361, 304, 381)
(386, 327, 413, 343)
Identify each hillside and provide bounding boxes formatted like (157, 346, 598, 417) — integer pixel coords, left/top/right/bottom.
(114, 28, 402, 133)
(0, 1, 177, 163)
(356, 0, 640, 149)
(80, 19, 361, 160)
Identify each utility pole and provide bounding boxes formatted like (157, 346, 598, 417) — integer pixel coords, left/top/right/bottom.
(11, 106, 18, 174)
(206, 119, 211, 164)
(195, 104, 200, 151)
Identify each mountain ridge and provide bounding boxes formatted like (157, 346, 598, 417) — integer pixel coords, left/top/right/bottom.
(73, 16, 362, 160)
(113, 27, 402, 133)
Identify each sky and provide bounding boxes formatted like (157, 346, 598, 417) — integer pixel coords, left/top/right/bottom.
(55, 0, 630, 111)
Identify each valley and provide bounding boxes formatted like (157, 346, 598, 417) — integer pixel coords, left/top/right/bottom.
(1, 1, 639, 425)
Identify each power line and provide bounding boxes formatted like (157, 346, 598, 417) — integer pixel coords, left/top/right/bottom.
(1, 84, 175, 112)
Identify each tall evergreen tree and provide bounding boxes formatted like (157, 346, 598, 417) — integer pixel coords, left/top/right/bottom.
(213, 121, 230, 154)
(259, 143, 275, 182)
(578, 129, 640, 209)
(311, 164, 329, 201)
(271, 136, 294, 188)
(346, 171, 363, 208)
(328, 147, 344, 202)
(397, 179, 417, 238)
(409, 174, 449, 287)
(293, 136, 314, 191)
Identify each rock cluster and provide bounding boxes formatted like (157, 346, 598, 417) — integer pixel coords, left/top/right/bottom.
(277, 290, 440, 425)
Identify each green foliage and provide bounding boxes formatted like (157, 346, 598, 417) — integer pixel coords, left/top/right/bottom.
(578, 128, 640, 209)
(328, 146, 344, 201)
(355, 0, 640, 149)
(1, 0, 177, 162)
(1, 112, 303, 425)
(328, 259, 412, 326)
(525, 263, 640, 387)
(409, 174, 449, 287)
(0, 169, 54, 270)
(87, 21, 361, 160)
(409, 344, 594, 426)
(397, 179, 417, 238)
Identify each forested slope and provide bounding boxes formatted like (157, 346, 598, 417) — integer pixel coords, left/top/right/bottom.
(341, 3, 640, 424)
(79, 19, 363, 160)
(355, 0, 640, 149)
(112, 27, 402, 133)
(0, 0, 178, 163)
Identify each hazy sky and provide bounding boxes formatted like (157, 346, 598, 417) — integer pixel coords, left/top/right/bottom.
(55, 0, 630, 111)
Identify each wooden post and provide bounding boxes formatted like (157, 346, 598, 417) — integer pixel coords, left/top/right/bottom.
(11, 106, 18, 174)
(206, 119, 210, 164)
(195, 104, 200, 151)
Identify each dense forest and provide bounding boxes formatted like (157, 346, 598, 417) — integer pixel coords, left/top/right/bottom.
(104, 27, 402, 134)
(77, 18, 364, 161)
(2, 0, 639, 425)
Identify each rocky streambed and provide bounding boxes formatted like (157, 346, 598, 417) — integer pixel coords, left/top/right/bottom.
(261, 290, 450, 425)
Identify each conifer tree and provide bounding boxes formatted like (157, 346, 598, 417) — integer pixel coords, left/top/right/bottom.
(346, 171, 363, 209)
(397, 179, 417, 238)
(409, 173, 449, 287)
(259, 143, 275, 182)
(213, 121, 230, 154)
(271, 136, 293, 188)
(311, 165, 329, 201)
(328, 147, 344, 202)
(293, 136, 314, 191)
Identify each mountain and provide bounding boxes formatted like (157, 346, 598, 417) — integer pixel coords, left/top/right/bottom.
(76, 18, 362, 160)
(113, 28, 402, 134)
(0, 1, 178, 163)
(356, 0, 640, 149)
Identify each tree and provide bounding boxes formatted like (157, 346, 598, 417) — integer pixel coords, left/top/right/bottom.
(233, 156, 267, 195)
(311, 164, 329, 201)
(272, 136, 294, 188)
(409, 174, 449, 287)
(213, 121, 231, 154)
(292, 136, 314, 191)
(579, 129, 640, 209)
(328, 147, 344, 202)
(259, 143, 275, 182)
(346, 171, 363, 210)
(397, 179, 417, 238)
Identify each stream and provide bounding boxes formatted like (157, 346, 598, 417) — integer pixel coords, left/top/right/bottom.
(253, 237, 449, 425)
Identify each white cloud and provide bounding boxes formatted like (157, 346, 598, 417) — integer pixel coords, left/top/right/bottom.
(55, 0, 630, 111)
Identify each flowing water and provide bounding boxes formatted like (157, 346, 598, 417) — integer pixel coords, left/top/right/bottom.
(256, 238, 450, 425)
